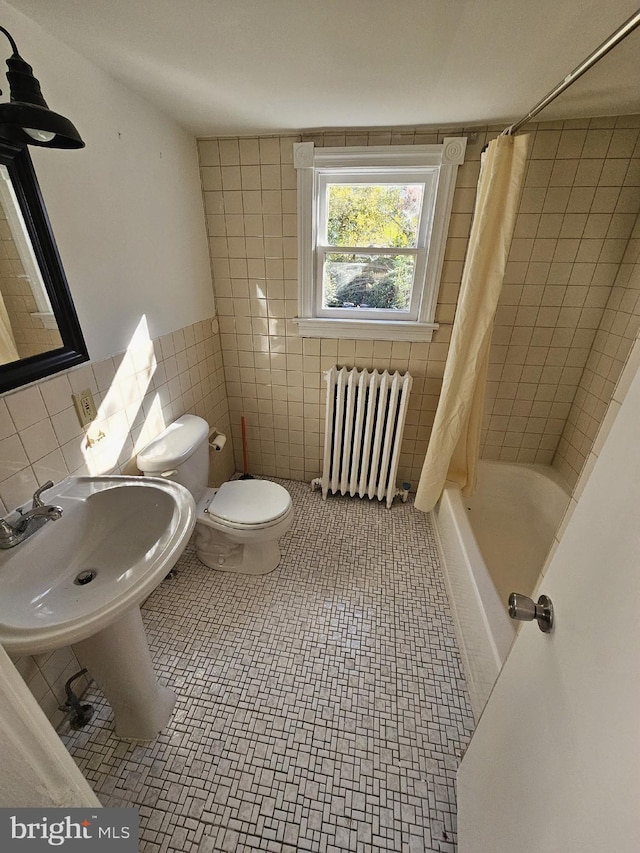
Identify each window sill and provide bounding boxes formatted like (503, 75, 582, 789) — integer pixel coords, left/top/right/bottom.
(294, 317, 438, 342)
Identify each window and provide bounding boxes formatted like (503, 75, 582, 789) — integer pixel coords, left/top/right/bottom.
(294, 139, 466, 341)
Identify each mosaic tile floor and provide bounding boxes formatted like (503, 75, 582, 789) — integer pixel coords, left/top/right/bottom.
(61, 480, 474, 852)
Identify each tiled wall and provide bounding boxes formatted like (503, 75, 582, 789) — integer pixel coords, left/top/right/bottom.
(2, 315, 234, 728)
(482, 115, 640, 472)
(199, 117, 640, 491)
(545, 325, 640, 578)
(554, 211, 640, 487)
(198, 128, 486, 487)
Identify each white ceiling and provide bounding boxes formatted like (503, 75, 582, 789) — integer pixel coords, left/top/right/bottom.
(9, 0, 640, 137)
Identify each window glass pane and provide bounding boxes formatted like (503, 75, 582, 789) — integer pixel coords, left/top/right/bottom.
(322, 253, 415, 310)
(326, 184, 424, 248)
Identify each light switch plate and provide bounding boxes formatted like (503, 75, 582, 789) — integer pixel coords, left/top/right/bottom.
(72, 388, 97, 427)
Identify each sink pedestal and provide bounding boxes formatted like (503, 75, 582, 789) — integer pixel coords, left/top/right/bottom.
(73, 606, 176, 740)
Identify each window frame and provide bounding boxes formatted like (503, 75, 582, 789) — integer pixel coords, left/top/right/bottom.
(315, 169, 434, 321)
(294, 139, 467, 341)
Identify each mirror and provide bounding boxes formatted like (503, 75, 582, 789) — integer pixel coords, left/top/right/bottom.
(0, 139, 87, 393)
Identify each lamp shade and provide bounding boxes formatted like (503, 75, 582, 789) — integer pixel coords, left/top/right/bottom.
(0, 101, 84, 149)
(0, 37, 84, 149)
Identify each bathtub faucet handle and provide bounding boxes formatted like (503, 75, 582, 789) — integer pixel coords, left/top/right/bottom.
(508, 592, 554, 633)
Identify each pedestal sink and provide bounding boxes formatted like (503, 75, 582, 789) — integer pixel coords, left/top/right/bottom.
(0, 476, 196, 739)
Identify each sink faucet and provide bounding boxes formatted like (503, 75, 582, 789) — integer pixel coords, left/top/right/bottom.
(0, 481, 63, 549)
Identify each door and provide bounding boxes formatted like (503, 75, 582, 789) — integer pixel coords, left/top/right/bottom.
(457, 351, 640, 852)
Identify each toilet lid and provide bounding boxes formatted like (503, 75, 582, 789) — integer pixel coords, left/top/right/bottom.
(207, 480, 291, 525)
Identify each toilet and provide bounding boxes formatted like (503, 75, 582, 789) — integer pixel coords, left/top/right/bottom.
(137, 415, 293, 575)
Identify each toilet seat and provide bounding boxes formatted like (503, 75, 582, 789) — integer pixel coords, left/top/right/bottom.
(194, 481, 294, 574)
(196, 480, 292, 531)
(137, 414, 293, 575)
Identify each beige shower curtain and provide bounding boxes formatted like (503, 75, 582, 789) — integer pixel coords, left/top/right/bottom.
(415, 133, 529, 512)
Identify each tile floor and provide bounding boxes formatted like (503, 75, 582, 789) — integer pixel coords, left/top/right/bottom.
(61, 480, 474, 852)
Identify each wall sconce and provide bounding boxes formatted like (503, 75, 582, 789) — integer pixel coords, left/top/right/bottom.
(0, 25, 84, 149)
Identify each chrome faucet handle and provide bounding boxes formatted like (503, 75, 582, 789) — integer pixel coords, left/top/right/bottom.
(0, 484, 62, 548)
(0, 518, 20, 547)
(11, 503, 64, 535)
(32, 480, 54, 508)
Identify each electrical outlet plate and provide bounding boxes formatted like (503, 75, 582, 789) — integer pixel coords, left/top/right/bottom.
(72, 389, 97, 427)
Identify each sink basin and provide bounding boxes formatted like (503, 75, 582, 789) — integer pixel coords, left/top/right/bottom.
(0, 476, 196, 739)
(0, 476, 195, 655)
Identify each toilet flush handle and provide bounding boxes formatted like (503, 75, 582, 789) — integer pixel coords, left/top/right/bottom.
(159, 470, 178, 479)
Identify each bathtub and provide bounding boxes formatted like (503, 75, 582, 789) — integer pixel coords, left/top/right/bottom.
(432, 461, 570, 720)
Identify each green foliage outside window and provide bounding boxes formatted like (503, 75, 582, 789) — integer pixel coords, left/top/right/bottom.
(324, 255, 414, 310)
(323, 184, 422, 310)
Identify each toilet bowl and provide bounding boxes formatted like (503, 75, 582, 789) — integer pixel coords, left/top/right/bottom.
(137, 415, 293, 575)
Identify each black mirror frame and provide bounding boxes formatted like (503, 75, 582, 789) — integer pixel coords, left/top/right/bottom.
(0, 139, 88, 394)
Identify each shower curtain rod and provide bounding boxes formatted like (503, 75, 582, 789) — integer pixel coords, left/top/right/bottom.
(506, 8, 640, 135)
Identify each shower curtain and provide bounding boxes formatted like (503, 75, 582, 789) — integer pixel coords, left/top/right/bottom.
(415, 133, 529, 513)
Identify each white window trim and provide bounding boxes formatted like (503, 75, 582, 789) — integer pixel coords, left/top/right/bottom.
(293, 138, 467, 342)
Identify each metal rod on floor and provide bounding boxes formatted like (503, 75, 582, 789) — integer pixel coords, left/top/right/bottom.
(506, 8, 640, 135)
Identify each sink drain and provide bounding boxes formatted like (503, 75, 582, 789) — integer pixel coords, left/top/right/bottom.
(74, 569, 97, 586)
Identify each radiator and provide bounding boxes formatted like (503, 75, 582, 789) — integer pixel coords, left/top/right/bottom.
(312, 366, 413, 508)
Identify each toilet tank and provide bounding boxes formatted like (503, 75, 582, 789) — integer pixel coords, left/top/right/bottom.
(136, 415, 210, 502)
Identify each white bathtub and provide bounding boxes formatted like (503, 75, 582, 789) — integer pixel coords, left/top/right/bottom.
(433, 461, 570, 720)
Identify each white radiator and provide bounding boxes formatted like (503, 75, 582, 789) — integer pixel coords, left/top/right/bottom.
(312, 366, 413, 508)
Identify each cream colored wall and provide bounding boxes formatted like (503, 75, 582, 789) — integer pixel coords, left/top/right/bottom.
(198, 127, 484, 487)
(482, 115, 640, 470)
(198, 117, 640, 489)
(554, 211, 640, 487)
(0, 1, 215, 361)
